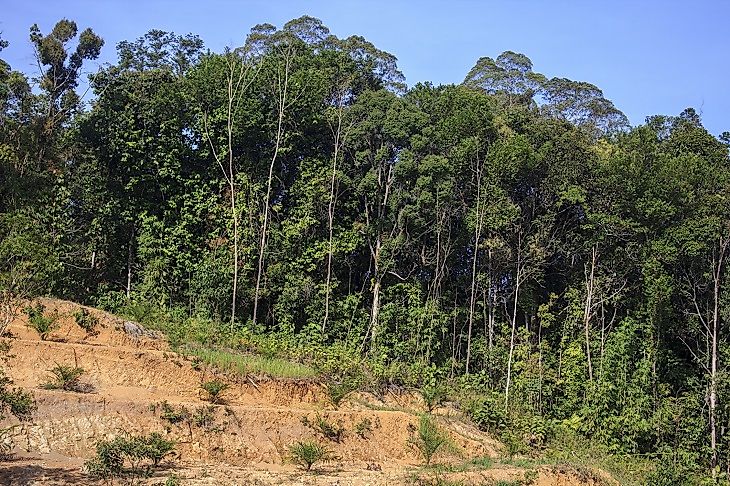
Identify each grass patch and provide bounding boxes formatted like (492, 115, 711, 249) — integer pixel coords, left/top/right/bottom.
(182, 345, 317, 380)
(483, 431, 651, 485)
(351, 397, 413, 414)
(539, 433, 654, 486)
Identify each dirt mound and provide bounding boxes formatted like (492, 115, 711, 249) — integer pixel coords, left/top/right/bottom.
(0, 298, 607, 485)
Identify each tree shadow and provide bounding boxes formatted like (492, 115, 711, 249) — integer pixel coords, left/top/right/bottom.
(0, 459, 91, 485)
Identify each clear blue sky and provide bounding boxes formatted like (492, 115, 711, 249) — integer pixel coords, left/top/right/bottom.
(3, 0, 729, 135)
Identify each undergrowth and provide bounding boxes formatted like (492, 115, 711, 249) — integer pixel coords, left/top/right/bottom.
(95, 299, 666, 484)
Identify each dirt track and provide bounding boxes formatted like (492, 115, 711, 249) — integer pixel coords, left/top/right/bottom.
(0, 299, 609, 485)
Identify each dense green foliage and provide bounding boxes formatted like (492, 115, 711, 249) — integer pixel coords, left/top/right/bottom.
(2, 16, 730, 482)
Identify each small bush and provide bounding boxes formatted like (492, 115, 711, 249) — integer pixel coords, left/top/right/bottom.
(200, 380, 228, 404)
(23, 303, 59, 341)
(500, 430, 526, 460)
(288, 440, 334, 471)
(523, 469, 539, 485)
(84, 432, 176, 482)
(158, 401, 188, 425)
(192, 405, 216, 430)
(517, 415, 552, 449)
(421, 383, 447, 412)
(142, 432, 175, 467)
(74, 308, 99, 335)
(41, 364, 86, 392)
(409, 414, 448, 466)
(301, 413, 346, 443)
(0, 373, 36, 421)
(325, 376, 360, 407)
(164, 475, 181, 486)
(467, 398, 508, 433)
(355, 417, 374, 439)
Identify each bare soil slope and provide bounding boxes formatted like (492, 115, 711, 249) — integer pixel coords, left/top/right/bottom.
(0, 299, 611, 485)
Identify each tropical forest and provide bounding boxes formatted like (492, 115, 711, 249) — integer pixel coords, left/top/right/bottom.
(0, 14, 729, 486)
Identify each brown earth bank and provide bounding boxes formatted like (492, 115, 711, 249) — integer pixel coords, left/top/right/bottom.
(0, 298, 612, 485)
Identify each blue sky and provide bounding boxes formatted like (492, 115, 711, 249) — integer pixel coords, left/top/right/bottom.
(3, 0, 729, 135)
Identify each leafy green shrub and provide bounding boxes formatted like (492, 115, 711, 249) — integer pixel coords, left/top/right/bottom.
(500, 430, 527, 460)
(0, 373, 35, 422)
(301, 413, 346, 443)
(288, 440, 334, 471)
(200, 380, 228, 404)
(41, 364, 86, 392)
(325, 375, 361, 407)
(158, 400, 188, 425)
(645, 455, 700, 486)
(466, 397, 508, 433)
(523, 469, 539, 484)
(355, 417, 374, 439)
(121, 301, 157, 325)
(164, 475, 181, 486)
(190, 356, 203, 370)
(84, 435, 127, 481)
(73, 308, 99, 335)
(421, 383, 447, 412)
(84, 432, 176, 482)
(23, 303, 59, 341)
(518, 415, 552, 449)
(408, 414, 448, 466)
(142, 432, 175, 467)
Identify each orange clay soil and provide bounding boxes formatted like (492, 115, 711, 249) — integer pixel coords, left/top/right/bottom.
(0, 298, 613, 485)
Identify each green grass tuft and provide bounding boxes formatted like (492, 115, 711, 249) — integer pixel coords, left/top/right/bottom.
(183, 345, 317, 380)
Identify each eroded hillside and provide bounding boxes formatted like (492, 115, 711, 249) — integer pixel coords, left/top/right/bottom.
(0, 299, 612, 485)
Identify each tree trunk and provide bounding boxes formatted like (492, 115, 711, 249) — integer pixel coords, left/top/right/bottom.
(583, 244, 597, 382)
(505, 239, 522, 411)
(369, 238, 382, 346)
(227, 62, 239, 329)
(466, 163, 483, 375)
(710, 235, 728, 475)
(126, 227, 134, 299)
(253, 49, 291, 327)
(230, 177, 238, 329)
(370, 278, 381, 345)
(323, 95, 346, 333)
(450, 291, 459, 378)
(201, 52, 257, 330)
